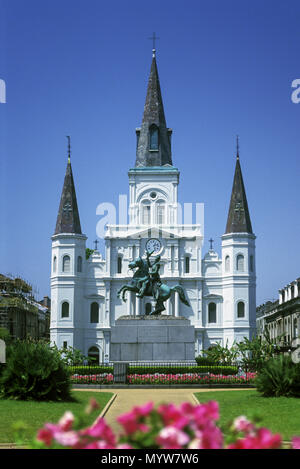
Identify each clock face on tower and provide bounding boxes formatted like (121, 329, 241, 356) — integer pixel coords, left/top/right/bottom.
(146, 238, 161, 254)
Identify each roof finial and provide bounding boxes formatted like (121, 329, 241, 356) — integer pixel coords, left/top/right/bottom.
(236, 134, 240, 160)
(66, 135, 71, 162)
(148, 32, 159, 58)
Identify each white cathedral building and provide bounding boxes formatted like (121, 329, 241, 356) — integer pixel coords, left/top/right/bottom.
(50, 51, 257, 363)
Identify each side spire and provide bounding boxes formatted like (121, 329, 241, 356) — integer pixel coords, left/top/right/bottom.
(225, 139, 253, 234)
(135, 48, 172, 167)
(54, 138, 82, 235)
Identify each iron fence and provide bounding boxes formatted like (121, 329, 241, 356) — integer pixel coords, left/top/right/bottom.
(69, 361, 256, 386)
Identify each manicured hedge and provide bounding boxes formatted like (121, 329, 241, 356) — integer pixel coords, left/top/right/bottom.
(68, 364, 239, 376)
(69, 366, 113, 375)
(128, 365, 238, 376)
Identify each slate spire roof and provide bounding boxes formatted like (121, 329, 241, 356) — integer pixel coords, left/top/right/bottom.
(54, 144, 82, 235)
(135, 51, 172, 167)
(225, 140, 253, 234)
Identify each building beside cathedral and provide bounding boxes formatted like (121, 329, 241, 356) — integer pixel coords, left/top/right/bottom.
(50, 51, 256, 363)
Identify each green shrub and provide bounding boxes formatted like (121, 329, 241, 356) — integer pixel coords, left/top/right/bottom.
(69, 366, 113, 375)
(0, 340, 72, 401)
(255, 355, 300, 397)
(195, 356, 219, 366)
(128, 365, 238, 376)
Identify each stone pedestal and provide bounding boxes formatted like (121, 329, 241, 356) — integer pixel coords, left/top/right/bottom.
(110, 315, 195, 362)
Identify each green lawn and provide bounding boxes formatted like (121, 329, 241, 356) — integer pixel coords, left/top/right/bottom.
(195, 390, 300, 441)
(0, 390, 113, 444)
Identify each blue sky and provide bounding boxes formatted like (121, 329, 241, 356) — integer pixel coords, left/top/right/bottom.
(0, 0, 299, 304)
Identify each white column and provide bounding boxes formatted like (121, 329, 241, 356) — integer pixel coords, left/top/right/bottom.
(103, 332, 110, 363)
(105, 240, 111, 275)
(197, 283, 202, 326)
(174, 244, 179, 274)
(166, 298, 170, 315)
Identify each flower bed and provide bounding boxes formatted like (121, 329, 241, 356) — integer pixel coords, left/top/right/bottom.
(71, 373, 114, 384)
(33, 398, 300, 449)
(70, 371, 256, 385)
(127, 372, 257, 385)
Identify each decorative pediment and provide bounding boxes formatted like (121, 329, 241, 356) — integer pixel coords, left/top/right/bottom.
(127, 226, 180, 240)
(203, 293, 223, 301)
(84, 294, 105, 300)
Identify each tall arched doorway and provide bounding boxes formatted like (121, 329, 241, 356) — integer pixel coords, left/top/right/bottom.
(88, 346, 100, 365)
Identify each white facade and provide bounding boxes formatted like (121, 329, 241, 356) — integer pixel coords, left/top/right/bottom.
(50, 54, 256, 362)
(50, 166, 256, 361)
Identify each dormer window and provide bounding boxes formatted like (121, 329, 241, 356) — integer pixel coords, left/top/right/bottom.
(149, 125, 159, 150)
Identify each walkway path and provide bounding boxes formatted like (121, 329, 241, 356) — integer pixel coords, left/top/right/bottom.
(75, 387, 251, 434)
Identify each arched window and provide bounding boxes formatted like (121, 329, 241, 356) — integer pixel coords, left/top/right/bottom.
(225, 255, 230, 272)
(237, 301, 245, 318)
(185, 256, 190, 274)
(61, 301, 69, 318)
(208, 302, 217, 323)
(145, 303, 152, 315)
(142, 204, 151, 225)
(62, 255, 71, 273)
(90, 302, 99, 323)
(236, 254, 244, 272)
(53, 256, 57, 273)
(88, 346, 100, 365)
(117, 256, 122, 274)
(149, 125, 159, 150)
(157, 203, 165, 225)
(77, 256, 82, 273)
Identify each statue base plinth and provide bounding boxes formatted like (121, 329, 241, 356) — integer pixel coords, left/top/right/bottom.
(110, 315, 195, 362)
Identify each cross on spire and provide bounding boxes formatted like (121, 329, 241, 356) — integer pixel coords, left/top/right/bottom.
(148, 32, 159, 57)
(209, 238, 214, 250)
(236, 134, 240, 159)
(66, 135, 71, 161)
(94, 239, 99, 251)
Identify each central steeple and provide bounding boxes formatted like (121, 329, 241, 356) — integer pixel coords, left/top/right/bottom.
(135, 51, 172, 167)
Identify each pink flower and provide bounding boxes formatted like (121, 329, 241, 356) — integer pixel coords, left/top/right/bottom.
(117, 410, 149, 436)
(58, 411, 75, 431)
(190, 426, 224, 449)
(157, 403, 189, 430)
(54, 430, 80, 447)
(81, 416, 116, 446)
(232, 416, 255, 434)
(193, 401, 220, 427)
(37, 412, 76, 447)
(132, 402, 154, 418)
(37, 427, 53, 447)
(292, 437, 300, 449)
(228, 428, 281, 449)
(157, 426, 190, 449)
(85, 398, 100, 414)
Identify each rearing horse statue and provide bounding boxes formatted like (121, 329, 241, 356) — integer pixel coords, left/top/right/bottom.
(117, 253, 190, 315)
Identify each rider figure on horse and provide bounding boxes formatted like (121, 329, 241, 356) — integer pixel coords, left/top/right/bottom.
(136, 249, 162, 299)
